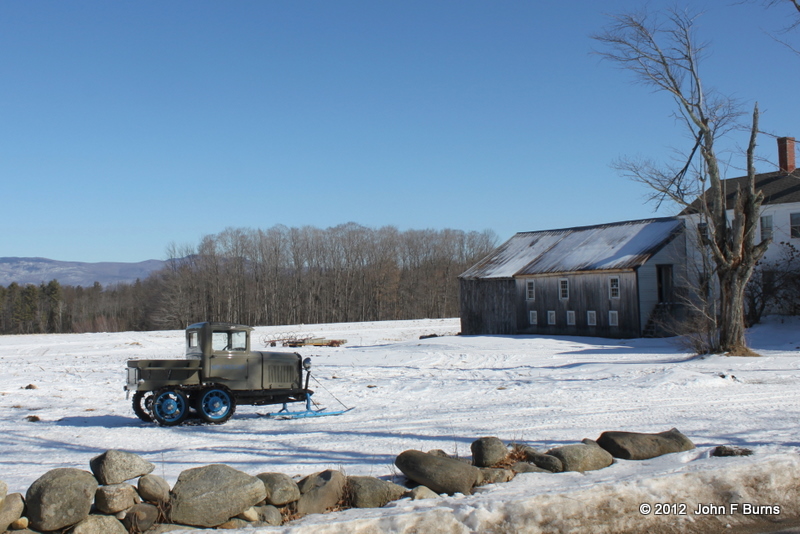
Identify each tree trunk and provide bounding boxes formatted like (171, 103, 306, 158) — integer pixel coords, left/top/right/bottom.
(718, 269, 748, 353)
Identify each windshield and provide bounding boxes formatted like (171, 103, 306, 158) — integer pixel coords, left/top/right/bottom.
(212, 330, 247, 352)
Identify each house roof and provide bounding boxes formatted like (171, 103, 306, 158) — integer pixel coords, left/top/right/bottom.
(681, 169, 800, 214)
(459, 217, 684, 280)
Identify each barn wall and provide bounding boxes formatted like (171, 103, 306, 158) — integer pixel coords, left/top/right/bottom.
(637, 231, 687, 333)
(516, 272, 640, 338)
(459, 278, 517, 335)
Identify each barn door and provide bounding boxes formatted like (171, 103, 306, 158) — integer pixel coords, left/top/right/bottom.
(656, 265, 673, 303)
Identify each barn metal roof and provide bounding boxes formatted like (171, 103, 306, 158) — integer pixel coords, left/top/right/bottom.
(460, 217, 684, 280)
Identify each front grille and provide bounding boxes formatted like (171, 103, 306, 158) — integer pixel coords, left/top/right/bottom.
(267, 365, 296, 388)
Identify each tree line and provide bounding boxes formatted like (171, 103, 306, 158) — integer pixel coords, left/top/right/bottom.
(0, 223, 497, 335)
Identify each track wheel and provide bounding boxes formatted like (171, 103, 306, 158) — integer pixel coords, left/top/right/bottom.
(132, 391, 154, 422)
(195, 386, 236, 424)
(152, 388, 190, 426)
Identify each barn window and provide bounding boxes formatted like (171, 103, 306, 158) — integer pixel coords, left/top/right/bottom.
(792, 213, 800, 238)
(609, 277, 620, 299)
(559, 279, 569, 300)
(566, 310, 576, 325)
(609, 311, 619, 327)
(761, 215, 773, 242)
(587, 310, 597, 326)
(526, 280, 535, 300)
(547, 310, 556, 325)
(529, 310, 538, 325)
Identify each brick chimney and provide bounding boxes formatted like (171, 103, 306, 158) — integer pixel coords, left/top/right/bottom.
(778, 136, 796, 173)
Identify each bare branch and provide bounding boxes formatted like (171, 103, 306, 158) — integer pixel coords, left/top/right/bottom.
(594, 7, 767, 352)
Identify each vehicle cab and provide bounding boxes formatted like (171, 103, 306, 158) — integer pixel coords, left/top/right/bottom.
(185, 322, 252, 360)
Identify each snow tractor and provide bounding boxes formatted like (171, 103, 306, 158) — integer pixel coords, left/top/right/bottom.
(125, 322, 344, 426)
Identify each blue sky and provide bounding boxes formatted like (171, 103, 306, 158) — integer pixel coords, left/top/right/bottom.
(2, 1, 798, 263)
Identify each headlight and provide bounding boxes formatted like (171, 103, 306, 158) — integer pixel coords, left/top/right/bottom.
(302, 357, 312, 371)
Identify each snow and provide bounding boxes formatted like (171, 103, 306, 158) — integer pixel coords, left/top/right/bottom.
(2, 317, 800, 533)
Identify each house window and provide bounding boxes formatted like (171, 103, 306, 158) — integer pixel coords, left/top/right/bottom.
(609, 311, 619, 327)
(791, 213, 800, 238)
(559, 279, 569, 300)
(526, 280, 535, 301)
(566, 310, 576, 325)
(547, 310, 556, 325)
(529, 310, 538, 325)
(609, 277, 620, 299)
(587, 310, 597, 326)
(760, 215, 773, 242)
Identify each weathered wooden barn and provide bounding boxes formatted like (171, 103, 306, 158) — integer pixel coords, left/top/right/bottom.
(459, 217, 687, 338)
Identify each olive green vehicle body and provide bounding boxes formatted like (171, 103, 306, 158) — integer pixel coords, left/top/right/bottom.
(125, 322, 311, 424)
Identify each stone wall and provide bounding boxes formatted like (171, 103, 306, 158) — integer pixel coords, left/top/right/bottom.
(0, 429, 704, 533)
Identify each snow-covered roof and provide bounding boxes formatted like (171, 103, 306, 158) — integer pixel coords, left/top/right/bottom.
(460, 217, 684, 279)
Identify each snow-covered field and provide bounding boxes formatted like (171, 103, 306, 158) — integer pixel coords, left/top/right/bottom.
(2, 317, 800, 533)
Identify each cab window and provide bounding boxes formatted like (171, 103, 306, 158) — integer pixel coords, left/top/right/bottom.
(212, 331, 247, 352)
(185, 331, 202, 359)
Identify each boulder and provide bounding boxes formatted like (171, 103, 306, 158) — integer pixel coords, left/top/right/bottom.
(11, 516, 30, 530)
(477, 468, 514, 485)
(25, 468, 98, 532)
(427, 449, 450, 458)
(68, 514, 127, 534)
(547, 439, 614, 473)
(408, 485, 439, 500)
(296, 470, 346, 516)
(0, 480, 6, 503)
(170, 464, 267, 527)
(138, 474, 171, 503)
(236, 506, 259, 522)
(395, 450, 481, 495)
(256, 472, 301, 506)
(517, 446, 563, 472)
(253, 504, 282, 526)
(511, 462, 550, 474)
(94, 483, 138, 514)
(121, 503, 159, 533)
(0, 492, 24, 533)
(346, 476, 407, 508)
(596, 428, 695, 460)
(471, 437, 508, 467)
(712, 445, 753, 457)
(90, 450, 155, 485)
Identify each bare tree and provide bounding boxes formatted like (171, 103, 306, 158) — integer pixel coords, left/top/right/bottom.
(753, 0, 800, 53)
(593, 8, 769, 354)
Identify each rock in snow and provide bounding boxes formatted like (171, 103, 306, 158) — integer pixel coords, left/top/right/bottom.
(547, 439, 614, 473)
(471, 436, 509, 467)
(257, 472, 301, 506)
(596, 428, 695, 460)
(395, 449, 481, 495)
(0, 492, 24, 533)
(89, 450, 155, 485)
(346, 476, 407, 508)
(169, 464, 266, 527)
(296, 469, 346, 516)
(25, 468, 98, 532)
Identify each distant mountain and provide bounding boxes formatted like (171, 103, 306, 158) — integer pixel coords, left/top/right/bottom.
(0, 257, 166, 287)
